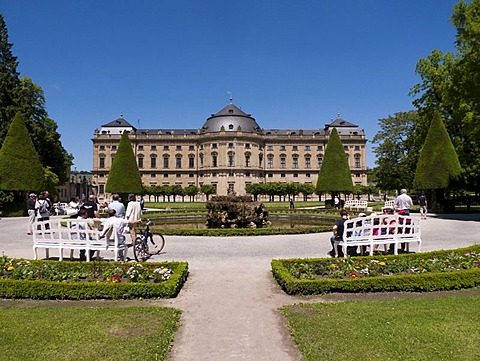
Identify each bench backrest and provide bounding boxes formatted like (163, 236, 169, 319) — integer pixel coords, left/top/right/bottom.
(384, 200, 395, 209)
(33, 219, 121, 248)
(342, 214, 420, 243)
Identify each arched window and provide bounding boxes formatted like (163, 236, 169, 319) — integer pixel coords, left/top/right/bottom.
(292, 153, 299, 169)
(150, 154, 157, 169)
(163, 154, 169, 169)
(354, 153, 361, 168)
(189, 154, 195, 168)
(317, 154, 323, 168)
(176, 154, 182, 169)
(228, 151, 235, 167)
(280, 154, 286, 169)
(244, 152, 251, 167)
(304, 155, 311, 169)
(211, 152, 218, 167)
(138, 154, 144, 169)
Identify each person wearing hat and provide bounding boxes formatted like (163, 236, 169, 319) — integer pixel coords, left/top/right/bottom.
(27, 193, 36, 235)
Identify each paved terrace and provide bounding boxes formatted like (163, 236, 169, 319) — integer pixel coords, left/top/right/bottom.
(1, 214, 479, 360)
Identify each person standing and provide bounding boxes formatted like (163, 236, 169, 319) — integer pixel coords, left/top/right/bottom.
(334, 195, 340, 209)
(108, 194, 125, 218)
(80, 194, 100, 219)
(419, 193, 428, 220)
(27, 193, 36, 235)
(125, 193, 142, 243)
(394, 189, 413, 216)
(35, 194, 50, 222)
(289, 197, 294, 209)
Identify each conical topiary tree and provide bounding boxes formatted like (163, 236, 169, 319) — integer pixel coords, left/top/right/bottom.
(105, 132, 143, 204)
(0, 112, 45, 214)
(413, 111, 462, 212)
(316, 127, 354, 205)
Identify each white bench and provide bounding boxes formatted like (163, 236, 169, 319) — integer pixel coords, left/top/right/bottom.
(334, 214, 422, 257)
(33, 219, 127, 261)
(382, 200, 395, 211)
(344, 199, 368, 211)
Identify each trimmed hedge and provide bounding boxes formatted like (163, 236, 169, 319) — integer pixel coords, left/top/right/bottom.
(0, 260, 188, 300)
(153, 225, 331, 236)
(272, 246, 480, 295)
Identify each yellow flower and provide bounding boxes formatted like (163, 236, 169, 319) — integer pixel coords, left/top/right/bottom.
(379, 262, 386, 266)
(7, 266, 14, 271)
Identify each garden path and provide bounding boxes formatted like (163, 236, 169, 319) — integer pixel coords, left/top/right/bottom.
(1, 213, 480, 360)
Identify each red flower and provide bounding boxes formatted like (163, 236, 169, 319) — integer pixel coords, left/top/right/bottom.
(298, 269, 302, 273)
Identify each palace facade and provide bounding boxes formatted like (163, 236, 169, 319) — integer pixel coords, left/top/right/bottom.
(92, 102, 367, 200)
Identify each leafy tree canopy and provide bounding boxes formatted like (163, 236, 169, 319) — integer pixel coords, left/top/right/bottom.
(0, 14, 71, 183)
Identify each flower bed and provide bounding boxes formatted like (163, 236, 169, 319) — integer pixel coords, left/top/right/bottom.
(272, 245, 480, 295)
(0, 256, 188, 300)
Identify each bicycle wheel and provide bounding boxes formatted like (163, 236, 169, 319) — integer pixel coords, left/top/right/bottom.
(133, 236, 149, 262)
(148, 233, 165, 255)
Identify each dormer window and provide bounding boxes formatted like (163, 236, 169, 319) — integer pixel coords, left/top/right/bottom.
(229, 124, 234, 130)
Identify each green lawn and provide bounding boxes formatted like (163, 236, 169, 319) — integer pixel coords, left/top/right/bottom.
(0, 305, 180, 361)
(283, 295, 480, 361)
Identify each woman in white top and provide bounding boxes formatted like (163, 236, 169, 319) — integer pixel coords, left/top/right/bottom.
(125, 193, 142, 243)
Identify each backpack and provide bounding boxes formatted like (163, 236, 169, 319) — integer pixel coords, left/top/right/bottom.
(39, 200, 49, 213)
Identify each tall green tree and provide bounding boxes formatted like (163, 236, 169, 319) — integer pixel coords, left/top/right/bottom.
(0, 14, 20, 143)
(0, 112, 44, 210)
(0, 14, 71, 182)
(372, 111, 426, 191)
(105, 132, 143, 202)
(413, 112, 462, 210)
(410, 0, 480, 193)
(316, 128, 354, 197)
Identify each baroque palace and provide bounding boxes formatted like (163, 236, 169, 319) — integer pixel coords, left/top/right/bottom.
(92, 101, 367, 199)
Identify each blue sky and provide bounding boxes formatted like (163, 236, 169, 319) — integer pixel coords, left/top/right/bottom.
(3, 0, 459, 171)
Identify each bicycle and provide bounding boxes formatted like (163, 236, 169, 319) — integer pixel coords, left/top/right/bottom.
(133, 219, 166, 262)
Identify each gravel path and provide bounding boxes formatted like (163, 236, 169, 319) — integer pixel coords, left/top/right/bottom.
(1, 214, 479, 360)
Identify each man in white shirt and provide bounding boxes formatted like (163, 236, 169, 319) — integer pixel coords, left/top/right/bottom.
(394, 189, 413, 216)
(94, 209, 141, 245)
(108, 194, 125, 218)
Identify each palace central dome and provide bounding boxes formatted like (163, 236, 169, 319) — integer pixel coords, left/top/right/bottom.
(201, 103, 262, 133)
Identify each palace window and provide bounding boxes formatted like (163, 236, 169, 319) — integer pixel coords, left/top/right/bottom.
(354, 154, 361, 168)
(305, 155, 311, 169)
(138, 155, 144, 169)
(212, 153, 218, 167)
(317, 155, 323, 168)
(163, 155, 169, 169)
(176, 155, 182, 169)
(292, 155, 299, 169)
(304, 145, 311, 151)
(163, 145, 169, 151)
(99, 157, 105, 169)
(245, 152, 251, 167)
(280, 155, 286, 169)
(189, 155, 195, 168)
(228, 151, 235, 167)
(150, 155, 157, 169)
(267, 155, 274, 169)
